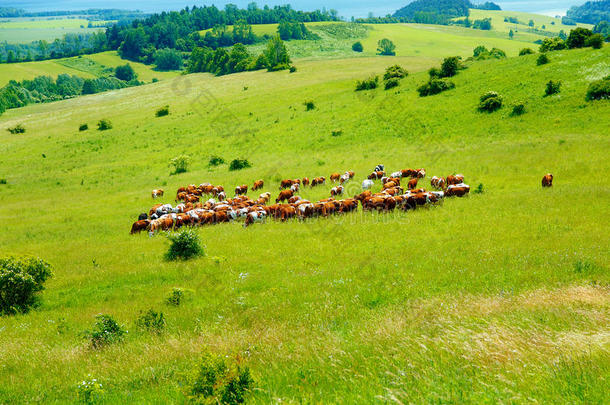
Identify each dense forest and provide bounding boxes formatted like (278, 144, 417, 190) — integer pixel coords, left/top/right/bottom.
(0, 4, 338, 64)
(373, 0, 500, 25)
(564, 0, 610, 25)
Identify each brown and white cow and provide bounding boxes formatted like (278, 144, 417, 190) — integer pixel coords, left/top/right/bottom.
(542, 173, 553, 187)
(235, 185, 248, 195)
(302, 177, 310, 187)
(330, 172, 341, 183)
(446, 174, 465, 186)
(330, 185, 344, 197)
(445, 184, 470, 197)
(311, 177, 326, 187)
(368, 171, 385, 180)
(151, 189, 164, 198)
(276, 189, 294, 202)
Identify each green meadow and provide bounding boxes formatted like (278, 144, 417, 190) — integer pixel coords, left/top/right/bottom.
(0, 28, 608, 401)
(0, 17, 109, 43)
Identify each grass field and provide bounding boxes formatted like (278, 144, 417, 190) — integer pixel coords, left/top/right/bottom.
(0, 39, 608, 403)
(0, 17, 109, 44)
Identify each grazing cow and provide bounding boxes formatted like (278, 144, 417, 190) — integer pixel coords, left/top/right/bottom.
(340, 199, 358, 213)
(151, 189, 164, 198)
(447, 174, 464, 186)
(217, 191, 226, 201)
(407, 178, 419, 190)
(347, 171, 355, 179)
(415, 169, 426, 179)
(401, 169, 416, 178)
(297, 203, 314, 219)
(430, 176, 446, 190)
(280, 205, 296, 221)
(331, 185, 344, 196)
(244, 210, 266, 227)
(374, 164, 385, 172)
(235, 185, 248, 195)
(390, 171, 402, 178)
(368, 171, 385, 180)
(542, 174, 553, 187)
(252, 180, 264, 191)
(446, 183, 470, 197)
(184, 194, 200, 203)
(290, 183, 300, 193)
(311, 177, 326, 187)
(288, 195, 301, 204)
(354, 190, 372, 202)
(259, 192, 271, 203)
(302, 177, 310, 186)
(330, 172, 341, 183)
(383, 181, 397, 190)
(362, 179, 374, 190)
(130, 219, 150, 234)
(340, 173, 350, 184)
(276, 189, 294, 202)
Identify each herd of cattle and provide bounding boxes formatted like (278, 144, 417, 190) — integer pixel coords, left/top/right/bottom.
(131, 164, 477, 235)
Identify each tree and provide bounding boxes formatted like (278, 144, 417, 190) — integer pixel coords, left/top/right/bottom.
(566, 27, 593, 48)
(377, 38, 396, 56)
(528, 19, 535, 27)
(264, 35, 291, 71)
(118, 27, 147, 60)
(352, 41, 363, 52)
(114, 64, 136, 81)
(82, 79, 98, 94)
(509, 29, 514, 39)
(154, 48, 182, 70)
(585, 33, 604, 49)
(440, 56, 461, 77)
(6, 50, 15, 63)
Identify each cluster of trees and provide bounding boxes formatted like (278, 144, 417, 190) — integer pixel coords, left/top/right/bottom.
(539, 27, 605, 52)
(472, 2, 501, 10)
(186, 35, 291, 76)
(453, 17, 492, 29)
(199, 21, 257, 49)
(278, 21, 318, 40)
(0, 32, 108, 63)
(418, 56, 462, 96)
(593, 21, 610, 40)
(471, 45, 506, 60)
(564, 1, 610, 25)
(0, 64, 139, 115)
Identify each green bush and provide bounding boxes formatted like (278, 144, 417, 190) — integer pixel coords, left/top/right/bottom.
(417, 78, 455, 97)
(585, 34, 604, 49)
(545, 80, 561, 96)
(428, 67, 441, 78)
(537, 53, 550, 66)
(566, 27, 593, 49)
(154, 48, 183, 71)
(539, 37, 566, 52)
(303, 100, 315, 111)
(186, 352, 254, 404)
(355, 76, 378, 91)
(86, 314, 127, 348)
(79, 123, 88, 131)
(377, 38, 396, 55)
(383, 65, 408, 81)
(585, 76, 610, 101)
(510, 102, 526, 116)
(440, 56, 462, 77)
(97, 119, 112, 131)
(170, 155, 190, 174)
(352, 41, 363, 52)
(114, 63, 136, 81)
(136, 309, 166, 334)
(478, 91, 503, 112)
(384, 78, 400, 90)
(7, 124, 25, 134)
(0, 179, 6, 184)
(156, 105, 169, 117)
(165, 229, 204, 261)
(166, 288, 184, 306)
(208, 155, 225, 167)
(331, 129, 343, 137)
(229, 159, 252, 171)
(519, 48, 535, 56)
(0, 256, 52, 315)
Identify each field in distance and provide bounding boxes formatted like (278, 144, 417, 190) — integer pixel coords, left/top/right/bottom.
(0, 16, 110, 43)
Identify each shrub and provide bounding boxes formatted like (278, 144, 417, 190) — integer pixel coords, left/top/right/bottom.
(289, 66, 297, 73)
(208, 155, 225, 167)
(0, 179, 6, 184)
(304, 100, 315, 111)
(585, 76, 610, 101)
(417, 78, 455, 97)
(165, 229, 204, 261)
(474, 183, 484, 194)
(384, 78, 400, 90)
(229, 159, 252, 171)
(585, 34, 604, 49)
(352, 41, 363, 52)
(7, 124, 25, 134)
(86, 314, 127, 348)
(537, 53, 550, 65)
(440, 56, 462, 77)
(97, 119, 112, 131)
(545, 80, 561, 96)
(355, 76, 378, 91)
(539, 37, 566, 52)
(478, 91, 503, 112)
(0, 256, 52, 315)
(566, 27, 593, 49)
(154, 48, 183, 71)
(114, 63, 136, 81)
(186, 352, 254, 404)
(377, 38, 396, 56)
(155, 105, 169, 117)
(519, 48, 535, 56)
(510, 102, 526, 116)
(79, 123, 88, 131)
(428, 67, 441, 78)
(331, 129, 343, 137)
(76, 376, 104, 404)
(152, 78, 159, 83)
(166, 288, 184, 306)
(170, 155, 190, 174)
(136, 309, 166, 334)
(383, 65, 408, 81)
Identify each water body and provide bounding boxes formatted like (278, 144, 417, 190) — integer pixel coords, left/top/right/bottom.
(2, 0, 585, 18)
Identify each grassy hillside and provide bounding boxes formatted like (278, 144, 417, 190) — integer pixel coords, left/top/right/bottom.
(0, 17, 109, 43)
(0, 42, 608, 403)
(0, 51, 180, 87)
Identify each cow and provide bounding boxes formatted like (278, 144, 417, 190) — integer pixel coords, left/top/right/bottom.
(244, 210, 266, 227)
(446, 184, 470, 197)
(401, 169, 416, 178)
(542, 174, 553, 187)
(217, 191, 226, 201)
(340, 198, 358, 213)
(311, 177, 326, 187)
(354, 190, 372, 202)
(235, 185, 248, 195)
(151, 189, 164, 198)
(362, 179, 374, 190)
(447, 174, 464, 186)
(347, 171, 355, 179)
(390, 171, 402, 178)
(280, 179, 295, 189)
(138, 213, 148, 221)
(288, 195, 301, 204)
(407, 178, 419, 190)
(339, 173, 350, 184)
(331, 185, 344, 197)
(279, 205, 296, 221)
(430, 176, 446, 190)
(258, 192, 271, 203)
(290, 183, 300, 193)
(297, 203, 314, 219)
(415, 169, 426, 179)
(368, 171, 385, 180)
(276, 189, 294, 202)
(374, 164, 384, 172)
(130, 219, 150, 234)
(330, 172, 341, 183)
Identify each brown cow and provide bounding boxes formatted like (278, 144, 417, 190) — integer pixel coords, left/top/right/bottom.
(407, 178, 419, 190)
(151, 189, 164, 198)
(311, 177, 326, 187)
(446, 184, 470, 197)
(330, 172, 341, 183)
(302, 177, 310, 186)
(235, 185, 248, 195)
(130, 219, 150, 234)
(330, 185, 344, 196)
(252, 180, 264, 191)
(368, 171, 385, 180)
(276, 189, 294, 202)
(279, 205, 296, 221)
(446, 174, 465, 186)
(400, 169, 416, 178)
(280, 179, 295, 189)
(354, 190, 372, 202)
(542, 174, 553, 187)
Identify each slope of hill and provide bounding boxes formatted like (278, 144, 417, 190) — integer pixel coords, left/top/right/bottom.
(0, 42, 608, 402)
